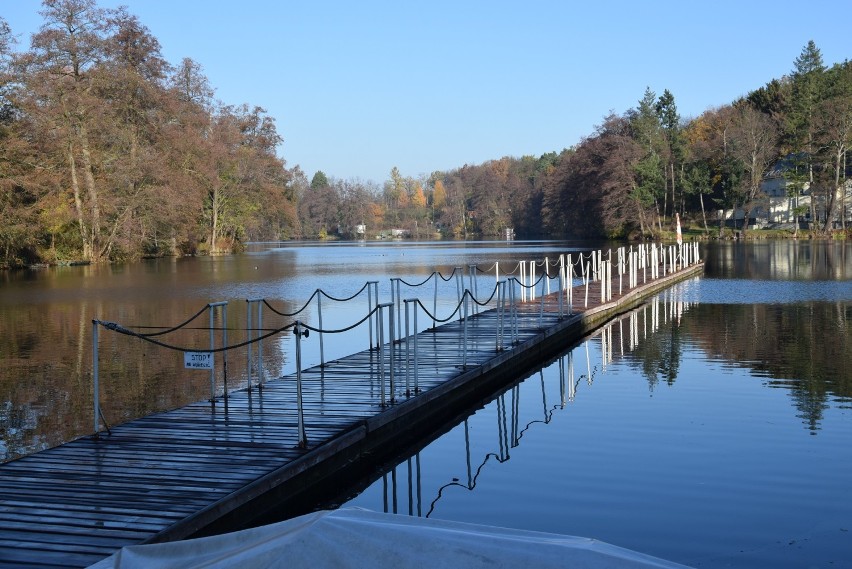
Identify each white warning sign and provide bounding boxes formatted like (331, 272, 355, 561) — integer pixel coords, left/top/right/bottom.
(184, 351, 213, 370)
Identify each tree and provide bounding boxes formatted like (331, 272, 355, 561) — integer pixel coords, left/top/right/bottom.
(815, 61, 852, 230)
(729, 104, 779, 235)
(786, 41, 826, 225)
(310, 170, 329, 190)
(20, 0, 111, 261)
(656, 89, 684, 217)
(629, 87, 667, 231)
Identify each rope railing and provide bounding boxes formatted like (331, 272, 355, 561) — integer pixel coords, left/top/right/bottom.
(91, 242, 700, 444)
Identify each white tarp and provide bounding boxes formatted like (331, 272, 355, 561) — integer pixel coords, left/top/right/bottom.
(88, 508, 693, 569)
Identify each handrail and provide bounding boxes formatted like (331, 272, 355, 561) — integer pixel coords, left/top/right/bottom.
(91, 242, 699, 437)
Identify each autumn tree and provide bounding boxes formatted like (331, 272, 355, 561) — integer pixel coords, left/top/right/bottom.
(729, 104, 779, 235)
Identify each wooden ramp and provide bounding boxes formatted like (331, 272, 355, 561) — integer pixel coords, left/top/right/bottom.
(0, 262, 703, 568)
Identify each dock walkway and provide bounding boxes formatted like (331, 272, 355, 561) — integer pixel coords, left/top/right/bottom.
(0, 251, 703, 568)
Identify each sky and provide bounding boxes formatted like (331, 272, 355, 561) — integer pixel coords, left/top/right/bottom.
(3, 1, 850, 185)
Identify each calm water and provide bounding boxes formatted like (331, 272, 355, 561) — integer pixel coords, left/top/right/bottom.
(1, 240, 850, 568)
(333, 240, 852, 568)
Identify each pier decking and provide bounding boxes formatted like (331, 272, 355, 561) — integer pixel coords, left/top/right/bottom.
(0, 252, 703, 568)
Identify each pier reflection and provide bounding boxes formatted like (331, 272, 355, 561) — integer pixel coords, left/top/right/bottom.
(351, 285, 698, 519)
(340, 280, 849, 518)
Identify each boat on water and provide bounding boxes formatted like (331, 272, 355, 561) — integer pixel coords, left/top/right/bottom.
(87, 508, 692, 568)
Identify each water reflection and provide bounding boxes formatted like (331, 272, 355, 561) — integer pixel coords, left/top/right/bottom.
(350, 289, 699, 519)
(341, 285, 850, 521)
(703, 240, 851, 280)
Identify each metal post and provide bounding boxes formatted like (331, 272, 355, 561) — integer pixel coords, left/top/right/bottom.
(389, 278, 397, 338)
(496, 280, 504, 351)
(378, 305, 386, 406)
(432, 273, 438, 329)
(455, 268, 462, 317)
(246, 300, 253, 388)
(462, 292, 468, 369)
(539, 276, 545, 328)
(558, 268, 564, 318)
(396, 278, 402, 340)
(584, 263, 590, 308)
(257, 301, 264, 389)
(222, 303, 229, 399)
(530, 261, 536, 300)
(246, 298, 266, 390)
(317, 291, 325, 367)
(294, 321, 307, 448)
(511, 278, 519, 344)
(388, 302, 396, 402)
(92, 320, 99, 435)
(468, 265, 477, 315)
(545, 257, 550, 295)
(404, 299, 411, 397)
(368, 280, 375, 349)
(413, 302, 419, 393)
(209, 305, 215, 401)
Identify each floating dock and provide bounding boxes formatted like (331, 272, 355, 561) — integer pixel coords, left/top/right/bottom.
(0, 248, 703, 568)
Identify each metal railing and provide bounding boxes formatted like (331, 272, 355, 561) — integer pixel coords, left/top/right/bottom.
(90, 242, 700, 444)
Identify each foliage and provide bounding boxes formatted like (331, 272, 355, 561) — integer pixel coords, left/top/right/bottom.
(2, 7, 850, 266)
(0, 2, 297, 267)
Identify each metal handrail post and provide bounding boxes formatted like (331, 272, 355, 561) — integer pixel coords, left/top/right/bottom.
(454, 268, 462, 319)
(388, 302, 396, 403)
(209, 305, 215, 401)
(530, 261, 536, 300)
(432, 273, 438, 329)
(462, 292, 468, 369)
(511, 278, 519, 345)
(468, 265, 477, 315)
(539, 277, 545, 328)
(246, 300, 253, 388)
(257, 301, 264, 389)
(389, 278, 397, 338)
(92, 320, 99, 435)
(558, 269, 564, 319)
(413, 302, 420, 393)
(294, 321, 308, 448)
(496, 280, 504, 351)
(520, 262, 526, 302)
(246, 298, 266, 390)
(396, 278, 402, 341)
(378, 305, 386, 406)
(222, 303, 229, 399)
(545, 257, 550, 295)
(404, 299, 411, 397)
(316, 291, 325, 367)
(367, 281, 377, 350)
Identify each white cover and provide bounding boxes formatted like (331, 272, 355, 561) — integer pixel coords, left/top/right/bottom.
(88, 508, 692, 569)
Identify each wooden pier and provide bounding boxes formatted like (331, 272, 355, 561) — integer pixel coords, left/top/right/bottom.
(0, 256, 703, 568)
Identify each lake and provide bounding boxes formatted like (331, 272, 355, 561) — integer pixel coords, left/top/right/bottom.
(1, 239, 850, 568)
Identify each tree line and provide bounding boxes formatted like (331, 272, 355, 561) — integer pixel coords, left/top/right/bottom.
(1, 0, 299, 268)
(2, 3, 850, 268)
(296, 41, 850, 243)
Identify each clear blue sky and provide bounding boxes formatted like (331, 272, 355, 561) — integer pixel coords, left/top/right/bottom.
(4, 1, 849, 184)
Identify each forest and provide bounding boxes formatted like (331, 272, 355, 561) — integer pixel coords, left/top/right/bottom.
(1, 1, 851, 268)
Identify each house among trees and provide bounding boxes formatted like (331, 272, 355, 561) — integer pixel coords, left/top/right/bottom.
(728, 156, 852, 229)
